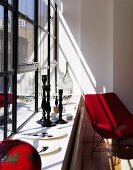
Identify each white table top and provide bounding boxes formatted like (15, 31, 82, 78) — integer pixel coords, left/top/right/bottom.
(13, 95, 81, 170)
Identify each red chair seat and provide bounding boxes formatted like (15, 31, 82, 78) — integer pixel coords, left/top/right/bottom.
(85, 92, 133, 139)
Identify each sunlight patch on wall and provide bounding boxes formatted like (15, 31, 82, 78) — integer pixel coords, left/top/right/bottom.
(59, 10, 96, 94)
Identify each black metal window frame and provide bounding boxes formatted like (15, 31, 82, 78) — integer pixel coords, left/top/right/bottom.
(0, 0, 16, 139)
(0, 0, 57, 139)
(38, 0, 57, 95)
(48, 0, 57, 90)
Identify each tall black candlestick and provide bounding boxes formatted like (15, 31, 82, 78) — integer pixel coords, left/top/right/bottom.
(55, 89, 68, 124)
(41, 85, 56, 127)
(55, 95, 58, 107)
(36, 75, 48, 124)
(54, 95, 58, 113)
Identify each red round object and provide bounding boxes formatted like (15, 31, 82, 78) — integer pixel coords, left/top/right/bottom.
(0, 139, 41, 170)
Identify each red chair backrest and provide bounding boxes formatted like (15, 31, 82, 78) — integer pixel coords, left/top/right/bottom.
(85, 92, 131, 128)
(100, 92, 132, 124)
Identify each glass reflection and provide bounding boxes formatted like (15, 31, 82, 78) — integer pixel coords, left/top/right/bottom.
(8, 11, 13, 71)
(38, 28, 48, 107)
(50, 6, 55, 36)
(0, 6, 4, 72)
(50, 37, 55, 95)
(17, 72, 35, 128)
(51, 0, 55, 7)
(38, 0, 48, 30)
(0, 76, 13, 139)
(19, 0, 34, 20)
(8, 0, 14, 5)
(0, 77, 4, 140)
(18, 19, 34, 67)
(50, 18, 55, 37)
(7, 75, 13, 137)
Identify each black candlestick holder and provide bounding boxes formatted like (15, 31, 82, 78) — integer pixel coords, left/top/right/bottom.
(41, 85, 56, 127)
(54, 94, 58, 113)
(36, 75, 48, 124)
(55, 95, 58, 107)
(55, 89, 68, 124)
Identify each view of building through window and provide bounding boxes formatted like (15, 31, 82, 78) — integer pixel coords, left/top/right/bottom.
(0, 0, 57, 140)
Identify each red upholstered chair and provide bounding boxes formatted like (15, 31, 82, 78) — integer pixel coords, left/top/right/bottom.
(0, 139, 41, 170)
(85, 92, 133, 157)
(0, 93, 12, 108)
(0, 93, 13, 124)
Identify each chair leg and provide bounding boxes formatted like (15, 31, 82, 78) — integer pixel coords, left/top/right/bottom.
(117, 139, 121, 150)
(91, 130, 96, 158)
(113, 154, 120, 166)
(112, 139, 121, 166)
(91, 130, 103, 158)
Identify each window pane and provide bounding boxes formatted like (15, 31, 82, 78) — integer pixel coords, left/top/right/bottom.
(38, 28, 48, 106)
(50, 37, 55, 95)
(18, 20, 34, 68)
(8, 0, 14, 5)
(7, 75, 13, 136)
(51, 0, 55, 8)
(50, 16, 55, 36)
(0, 6, 4, 72)
(0, 77, 4, 140)
(8, 11, 13, 71)
(19, 0, 34, 20)
(50, 5, 55, 36)
(17, 72, 35, 128)
(38, 0, 48, 30)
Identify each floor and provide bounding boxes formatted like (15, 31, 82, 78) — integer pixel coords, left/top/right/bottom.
(81, 134, 133, 170)
(0, 97, 41, 140)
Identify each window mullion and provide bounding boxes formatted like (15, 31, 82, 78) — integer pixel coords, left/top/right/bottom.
(12, 0, 18, 134)
(3, 4, 8, 139)
(47, 0, 51, 86)
(34, 0, 38, 111)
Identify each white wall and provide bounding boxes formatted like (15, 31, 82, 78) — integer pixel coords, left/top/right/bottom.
(57, 0, 82, 95)
(80, 0, 113, 93)
(58, 0, 113, 95)
(61, 0, 81, 46)
(113, 0, 133, 112)
(57, 0, 133, 112)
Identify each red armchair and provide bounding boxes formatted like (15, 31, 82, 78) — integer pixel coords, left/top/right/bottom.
(0, 93, 12, 108)
(0, 93, 13, 124)
(85, 92, 133, 157)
